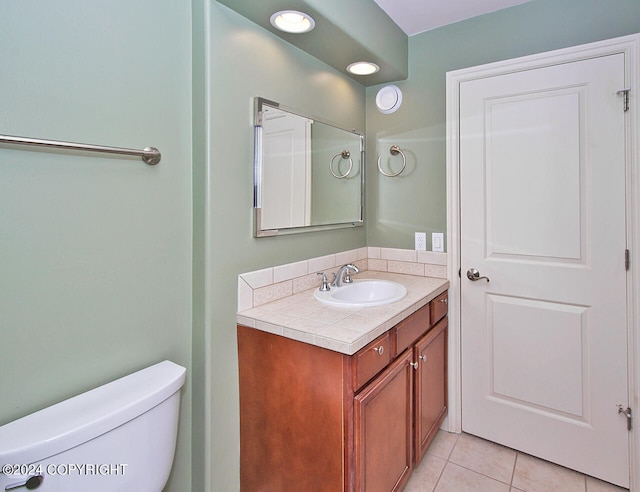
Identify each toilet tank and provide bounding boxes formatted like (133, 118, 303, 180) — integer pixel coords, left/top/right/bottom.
(0, 360, 186, 492)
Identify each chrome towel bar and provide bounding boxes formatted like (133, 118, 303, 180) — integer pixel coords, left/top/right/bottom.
(0, 134, 161, 165)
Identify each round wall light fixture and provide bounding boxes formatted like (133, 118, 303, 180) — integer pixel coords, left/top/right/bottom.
(270, 10, 315, 33)
(375, 85, 403, 114)
(346, 61, 380, 76)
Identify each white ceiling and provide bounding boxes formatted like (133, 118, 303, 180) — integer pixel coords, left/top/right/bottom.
(372, 0, 534, 36)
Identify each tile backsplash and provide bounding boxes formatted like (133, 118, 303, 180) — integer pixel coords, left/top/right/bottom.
(238, 247, 447, 312)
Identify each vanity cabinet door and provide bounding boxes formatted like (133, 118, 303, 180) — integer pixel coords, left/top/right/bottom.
(354, 350, 413, 492)
(413, 317, 448, 464)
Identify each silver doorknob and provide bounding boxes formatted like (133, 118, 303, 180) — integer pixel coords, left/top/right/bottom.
(467, 268, 490, 282)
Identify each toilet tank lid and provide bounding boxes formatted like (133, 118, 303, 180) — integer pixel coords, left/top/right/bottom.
(0, 360, 186, 465)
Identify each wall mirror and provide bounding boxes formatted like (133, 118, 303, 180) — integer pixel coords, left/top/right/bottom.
(254, 97, 364, 237)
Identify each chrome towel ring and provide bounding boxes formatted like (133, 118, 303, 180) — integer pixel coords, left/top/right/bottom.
(377, 145, 406, 177)
(330, 150, 353, 179)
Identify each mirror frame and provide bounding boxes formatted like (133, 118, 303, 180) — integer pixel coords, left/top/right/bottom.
(253, 97, 365, 237)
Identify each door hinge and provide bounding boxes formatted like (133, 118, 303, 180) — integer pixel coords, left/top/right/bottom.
(618, 405, 633, 431)
(617, 88, 631, 112)
(625, 249, 630, 271)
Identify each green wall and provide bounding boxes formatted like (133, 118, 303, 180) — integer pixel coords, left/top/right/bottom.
(203, 3, 367, 490)
(0, 1, 193, 491)
(366, 0, 640, 250)
(191, 0, 208, 490)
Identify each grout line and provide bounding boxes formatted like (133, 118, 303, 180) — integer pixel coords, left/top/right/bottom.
(431, 453, 449, 492)
(444, 433, 459, 461)
(511, 452, 519, 489)
(449, 461, 513, 487)
(451, 434, 513, 487)
(429, 432, 458, 491)
(431, 462, 445, 492)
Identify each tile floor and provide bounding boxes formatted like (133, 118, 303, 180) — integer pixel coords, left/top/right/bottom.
(405, 431, 629, 492)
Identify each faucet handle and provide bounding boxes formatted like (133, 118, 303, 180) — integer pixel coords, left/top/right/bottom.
(344, 264, 359, 284)
(317, 272, 331, 291)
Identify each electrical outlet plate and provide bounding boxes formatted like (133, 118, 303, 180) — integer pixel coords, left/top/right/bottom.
(432, 233, 444, 252)
(415, 232, 427, 251)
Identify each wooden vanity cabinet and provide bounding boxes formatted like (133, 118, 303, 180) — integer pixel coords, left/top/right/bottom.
(238, 291, 448, 492)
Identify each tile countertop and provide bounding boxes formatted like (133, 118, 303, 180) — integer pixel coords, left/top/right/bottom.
(237, 271, 449, 355)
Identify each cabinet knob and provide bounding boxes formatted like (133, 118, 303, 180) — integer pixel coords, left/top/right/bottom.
(440, 298, 448, 304)
(410, 361, 419, 370)
(373, 346, 384, 355)
(419, 355, 427, 361)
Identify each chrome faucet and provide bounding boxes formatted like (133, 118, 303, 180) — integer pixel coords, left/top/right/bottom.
(333, 264, 360, 287)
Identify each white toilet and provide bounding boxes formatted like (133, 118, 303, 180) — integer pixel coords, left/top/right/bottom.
(0, 360, 186, 491)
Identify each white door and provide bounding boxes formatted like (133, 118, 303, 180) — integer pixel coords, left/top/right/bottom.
(460, 53, 630, 486)
(261, 107, 312, 230)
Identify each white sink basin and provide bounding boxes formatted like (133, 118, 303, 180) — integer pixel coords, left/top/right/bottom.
(314, 279, 407, 308)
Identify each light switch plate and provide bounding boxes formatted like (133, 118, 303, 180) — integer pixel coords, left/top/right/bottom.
(432, 233, 444, 252)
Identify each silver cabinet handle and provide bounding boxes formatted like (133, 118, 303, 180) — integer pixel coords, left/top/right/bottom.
(466, 268, 490, 282)
(419, 355, 427, 361)
(374, 346, 384, 355)
(410, 361, 419, 370)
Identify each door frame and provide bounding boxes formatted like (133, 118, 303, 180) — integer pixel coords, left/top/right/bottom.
(445, 33, 640, 488)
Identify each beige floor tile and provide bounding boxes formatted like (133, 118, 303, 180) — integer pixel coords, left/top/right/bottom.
(586, 476, 629, 492)
(426, 430, 459, 460)
(405, 454, 447, 492)
(449, 433, 516, 484)
(512, 453, 586, 492)
(435, 463, 510, 492)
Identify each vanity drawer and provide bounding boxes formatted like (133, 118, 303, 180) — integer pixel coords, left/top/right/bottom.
(430, 291, 448, 324)
(352, 332, 392, 392)
(393, 304, 430, 356)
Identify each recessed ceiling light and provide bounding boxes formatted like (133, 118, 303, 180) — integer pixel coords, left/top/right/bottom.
(346, 61, 380, 76)
(270, 10, 315, 33)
